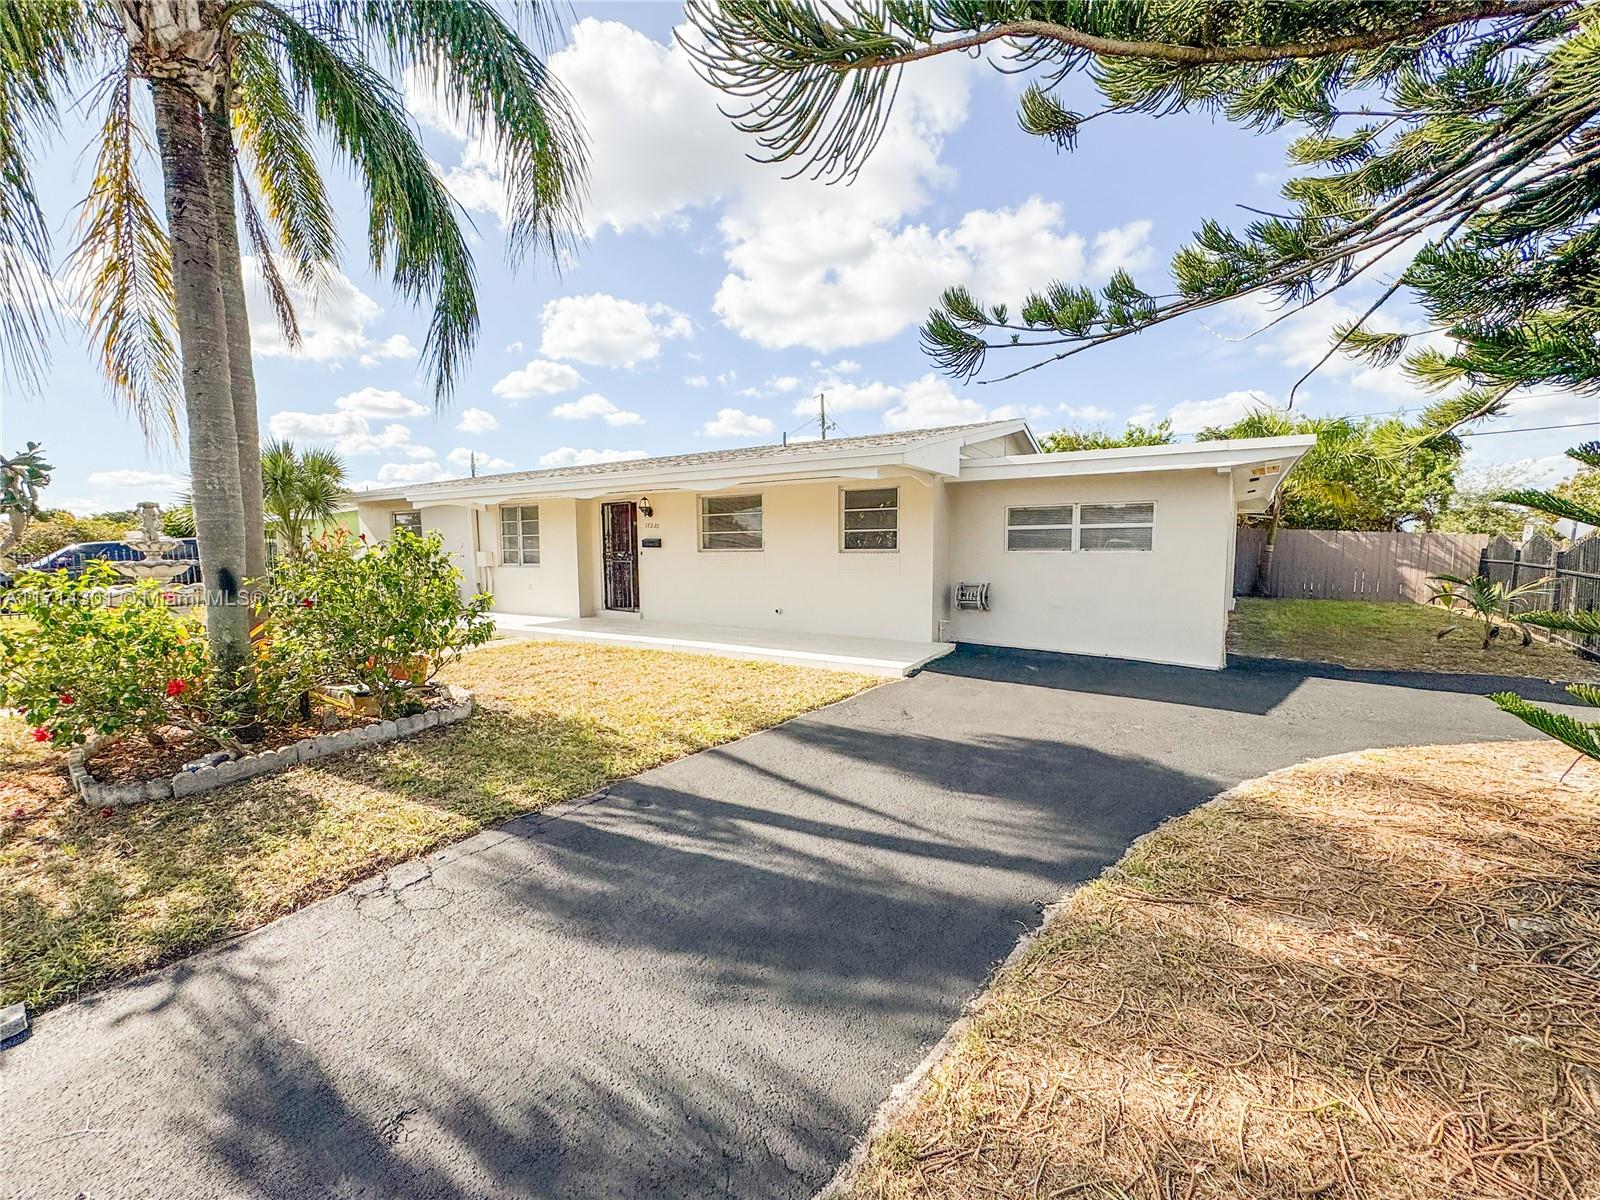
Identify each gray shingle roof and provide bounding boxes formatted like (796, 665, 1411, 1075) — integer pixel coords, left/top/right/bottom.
(351, 420, 1023, 498)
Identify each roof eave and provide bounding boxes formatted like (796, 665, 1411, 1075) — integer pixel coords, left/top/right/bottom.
(343, 420, 1030, 506)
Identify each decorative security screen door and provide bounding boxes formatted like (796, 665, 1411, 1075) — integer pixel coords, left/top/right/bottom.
(601, 501, 640, 612)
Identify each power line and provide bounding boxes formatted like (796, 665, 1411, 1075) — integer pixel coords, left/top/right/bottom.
(1458, 419, 1600, 438)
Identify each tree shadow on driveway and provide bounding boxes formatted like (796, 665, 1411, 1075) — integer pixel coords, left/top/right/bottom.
(10, 723, 1224, 1200)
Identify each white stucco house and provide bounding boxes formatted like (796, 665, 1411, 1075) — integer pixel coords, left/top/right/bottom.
(343, 420, 1313, 674)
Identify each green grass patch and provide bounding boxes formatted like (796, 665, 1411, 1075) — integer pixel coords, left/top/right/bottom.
(1227, 597, 1593, 678)
(0, 640, 876, 1012)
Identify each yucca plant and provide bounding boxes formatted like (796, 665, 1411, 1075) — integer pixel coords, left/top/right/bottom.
(1487, 443, 1600, 766)
(2, 1, 586, 687)
(261, 438, 344, 558)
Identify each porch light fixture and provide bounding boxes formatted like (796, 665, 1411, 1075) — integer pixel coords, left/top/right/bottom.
(638, 497, 653, 517)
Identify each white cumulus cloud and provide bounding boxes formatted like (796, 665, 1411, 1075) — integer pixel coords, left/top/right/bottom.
(539, 293, 692, 368)
(492, 359, 583, 400)
(268, 410, 436, 459)
(334, 387, 428, 419)
(1167, 389, 1279, 435)
(550, 392, 644, 425)
(456, 407, 499, 434)
(701, 408, 774, 438)
(242, 259, 416, 367)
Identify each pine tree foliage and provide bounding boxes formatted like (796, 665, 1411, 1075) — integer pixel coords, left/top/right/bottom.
(0, 0, 587, 424)
(686, 1, 1597, 434)
(1488, 440, 1600, 763)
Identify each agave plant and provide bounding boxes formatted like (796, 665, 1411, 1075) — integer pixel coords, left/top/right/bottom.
(1428, 573, 1552, 651)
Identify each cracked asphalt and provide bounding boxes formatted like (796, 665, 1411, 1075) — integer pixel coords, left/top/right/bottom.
(5, 648, 1579, 1200)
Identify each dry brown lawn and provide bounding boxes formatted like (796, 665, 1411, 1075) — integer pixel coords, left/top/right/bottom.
(1, 640, 875, 1013)
(850, 741, 1600, 1200)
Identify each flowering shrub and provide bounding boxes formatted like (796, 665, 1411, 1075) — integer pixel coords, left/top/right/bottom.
(0, 563, 218, 748)
(258, 527, 494, 717)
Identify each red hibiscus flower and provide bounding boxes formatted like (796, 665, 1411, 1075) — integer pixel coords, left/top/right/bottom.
(30, 727, 51, 743)
(300, 597, 315, 609)
(165, 678, 189, 698)
(59, 693, 74, 706)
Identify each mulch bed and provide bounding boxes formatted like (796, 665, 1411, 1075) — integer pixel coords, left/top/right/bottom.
(85, 688, 456, 783)
(850, 740, 1600, 1200)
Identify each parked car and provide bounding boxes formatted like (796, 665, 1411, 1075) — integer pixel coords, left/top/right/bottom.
(7, 538, 201, 586)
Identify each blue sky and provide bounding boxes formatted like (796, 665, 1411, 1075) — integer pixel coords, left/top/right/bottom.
(4, 2, 1595, 514)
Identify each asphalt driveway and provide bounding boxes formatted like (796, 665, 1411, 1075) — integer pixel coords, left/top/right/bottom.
(6, 648, 1579, 1200)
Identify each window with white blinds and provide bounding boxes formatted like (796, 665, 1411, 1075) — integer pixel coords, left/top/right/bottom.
(500, 505, 540, 564)
(1005, 505, 1075, 551)
(1005, 502, 1154, 552)
(1079, 502, 1155, 551)
(700, 494, 764, 550)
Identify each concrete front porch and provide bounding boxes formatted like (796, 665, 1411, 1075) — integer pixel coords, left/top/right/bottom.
(491, 613, 955, 677)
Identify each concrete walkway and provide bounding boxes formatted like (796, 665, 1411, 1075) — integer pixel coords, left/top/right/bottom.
(5, 648, 1579, 1200)
(492, 612, 954, 676)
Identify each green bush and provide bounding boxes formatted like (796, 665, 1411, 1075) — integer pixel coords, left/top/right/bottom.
(0, 563, 218, 749)
(258, 528, 494, 718)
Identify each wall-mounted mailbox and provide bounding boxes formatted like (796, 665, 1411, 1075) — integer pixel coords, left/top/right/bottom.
(641, 537, 663, 549)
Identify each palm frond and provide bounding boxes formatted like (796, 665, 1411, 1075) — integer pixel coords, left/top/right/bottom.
(1488, 691, 1600, 761)
(234, 157, 301, 350)
(322, 0, 588, 268)
(63, 66, 181, 445)
(248, 5, 478, 399)
(230, 33, 338, 290)
(0, 0, 95, 387)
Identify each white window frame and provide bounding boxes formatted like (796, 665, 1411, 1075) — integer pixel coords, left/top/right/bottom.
(500, 504, 541, 566)
(1078, 501, 1156, 552)
(1002, 502, 1157, 553)
(1004, 505, 1076, 553)
(840, 485, 899, 553)
(698, 493, 764, 552)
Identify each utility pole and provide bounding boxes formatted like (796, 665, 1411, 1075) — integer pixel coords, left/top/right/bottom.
(470, 451, 477, 478)
(816, 392, 836, 440)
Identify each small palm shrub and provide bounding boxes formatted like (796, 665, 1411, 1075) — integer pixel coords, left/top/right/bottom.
(0, 563, 220, 749)
(257, 528, 494, 718)
(1428, 573, 1553, 650)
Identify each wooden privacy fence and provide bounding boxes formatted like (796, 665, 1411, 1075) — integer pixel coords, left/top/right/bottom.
(1234, 529, 1491, 601)
(1481, 531, 1600, 656)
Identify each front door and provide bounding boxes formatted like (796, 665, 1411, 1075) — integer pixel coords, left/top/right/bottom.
(601, 501, 640, 612)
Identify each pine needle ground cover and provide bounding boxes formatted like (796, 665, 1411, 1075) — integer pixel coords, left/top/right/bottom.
(1, 640, 874, 1012)
(851, 741, 1600, 1200)
(1229, 598, 1593, 678)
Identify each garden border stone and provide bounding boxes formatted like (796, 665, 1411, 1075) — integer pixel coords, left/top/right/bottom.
(66, 685, 474, 809)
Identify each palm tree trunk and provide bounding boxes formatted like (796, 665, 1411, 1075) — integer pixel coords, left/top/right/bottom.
(202, 84, 268, 587)
(150, 77, 252, 688)
(1252, 500, 1281, 597)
